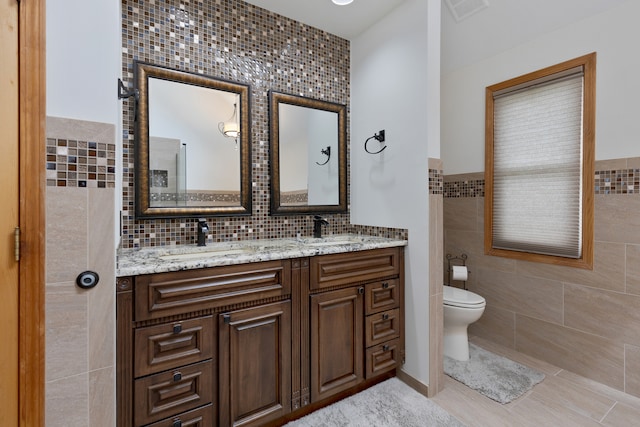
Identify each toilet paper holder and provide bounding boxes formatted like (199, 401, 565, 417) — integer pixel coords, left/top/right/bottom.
(446, 253, 470, 290)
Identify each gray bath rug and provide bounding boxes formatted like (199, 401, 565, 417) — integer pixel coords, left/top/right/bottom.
(444, 343, 545, 404)
(285, 377, 466, 427)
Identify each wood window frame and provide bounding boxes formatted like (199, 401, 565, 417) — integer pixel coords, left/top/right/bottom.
(484, 53, 595, 269)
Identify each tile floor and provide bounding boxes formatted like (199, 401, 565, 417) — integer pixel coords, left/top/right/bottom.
(431, 336, 640, 427)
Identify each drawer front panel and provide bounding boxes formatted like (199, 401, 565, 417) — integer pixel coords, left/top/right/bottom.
(310, 248, 400, 290)
(134, 360, 213, 426)
(365, 338, 400, 379)
(134, 316, 215, 378)
(365, 308, 401, 347)
(365, 279, 399, 315)
(145, 404, 213, 427)
(135, 260, 291, 320)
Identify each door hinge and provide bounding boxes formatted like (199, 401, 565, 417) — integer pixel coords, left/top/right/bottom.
(14, 227, 20, 262)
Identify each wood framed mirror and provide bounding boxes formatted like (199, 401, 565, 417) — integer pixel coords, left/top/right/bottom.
(269, 91, 347, 215)
(135, 62, 251, 218)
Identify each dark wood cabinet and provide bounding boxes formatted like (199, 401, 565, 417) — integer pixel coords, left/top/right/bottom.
(218, 301, 291, 427)
(117, 247, 404, 426)
(310, 287, 364, 402)
(117, 260, 291, 427)
(307, 247, 404, 404)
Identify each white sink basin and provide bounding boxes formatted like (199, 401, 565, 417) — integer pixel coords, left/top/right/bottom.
(159, 248, 250, 261)
(304, 239, 360, 247)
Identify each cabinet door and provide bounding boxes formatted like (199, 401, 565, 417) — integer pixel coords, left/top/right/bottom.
(310, 287, 363, 402)
(219, 301, 291, 427)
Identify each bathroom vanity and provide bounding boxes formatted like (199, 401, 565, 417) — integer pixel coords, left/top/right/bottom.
(116, 235, 406, 427)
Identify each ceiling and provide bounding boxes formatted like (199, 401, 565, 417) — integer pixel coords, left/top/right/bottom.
(243, 0, 630, 73)
(441, 0, 629, 73)
(242, 0, 406, 40)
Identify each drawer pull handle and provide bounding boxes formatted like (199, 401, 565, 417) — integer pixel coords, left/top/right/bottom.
(173, 419, 182, 427)
(383, 344, 390, 351)
(173, 372, 182, 382)
(223, 314, 231, 324)
(382, 282, 389, 289)
(382, 313, 389, 321)
(173, 323, 182, 334)
(358, 287, 364, 295)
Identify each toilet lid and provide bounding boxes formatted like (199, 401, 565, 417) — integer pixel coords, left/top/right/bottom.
(443, 285, 486, 308)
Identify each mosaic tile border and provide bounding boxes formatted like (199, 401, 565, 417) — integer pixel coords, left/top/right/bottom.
(595, 169, 640, 194)
(444, 179, 485, 198)
(46, 138, 116, 188)
(429, 169, 443, 195)
(444, 168, 640, 198)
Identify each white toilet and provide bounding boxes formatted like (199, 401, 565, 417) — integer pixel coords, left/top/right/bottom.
(443, 285, 486, 361)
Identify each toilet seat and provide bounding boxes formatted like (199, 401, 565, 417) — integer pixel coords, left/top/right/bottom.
(443, 285, 486, 309)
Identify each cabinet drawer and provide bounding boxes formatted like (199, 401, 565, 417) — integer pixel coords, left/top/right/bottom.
(135, 260, 291, 320)
(134, 360, 213, 426)
(145, 404, 213, 427)
(310, 247, 400, 290)
(134, 316, 214, 378)
(365, 279, 399, 315)
(365, 338, 400, 379)
(365, 308, 400, 347)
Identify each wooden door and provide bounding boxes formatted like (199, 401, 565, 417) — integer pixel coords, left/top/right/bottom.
(219, 301, 292, 427)
(310, 287, 363, 402)
(0, 0, 20, 423)
(0, 0, 46, 425)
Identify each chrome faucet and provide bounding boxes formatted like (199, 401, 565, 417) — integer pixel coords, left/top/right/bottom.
(197, 219, 209, 246)
(313, 215, 329, 238)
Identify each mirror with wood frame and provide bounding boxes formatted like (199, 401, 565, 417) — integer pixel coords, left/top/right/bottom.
(135, 61, 251, 218)
(269, 91, 347, 215)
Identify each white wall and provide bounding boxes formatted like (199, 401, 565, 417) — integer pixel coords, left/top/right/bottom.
(442, 0, 640, 175)
(46, 0, 120, 124)
(351, 0, 440, 385)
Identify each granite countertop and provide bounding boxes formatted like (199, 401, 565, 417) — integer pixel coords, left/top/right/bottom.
(116, 234, 408, 277)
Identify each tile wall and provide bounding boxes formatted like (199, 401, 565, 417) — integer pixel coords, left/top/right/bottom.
(120, 0, 406, 249)
(45, 117, 116, 426)
(428, 158, 445, 396)
(443, 157, 640, 398)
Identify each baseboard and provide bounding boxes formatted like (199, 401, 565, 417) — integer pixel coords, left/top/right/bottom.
(396, 369, 429, 397)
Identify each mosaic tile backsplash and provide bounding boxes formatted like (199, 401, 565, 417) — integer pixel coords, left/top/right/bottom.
(444, 168, 640, 198)
(46, 138, 116, 188)
(120, 0, 405, 248)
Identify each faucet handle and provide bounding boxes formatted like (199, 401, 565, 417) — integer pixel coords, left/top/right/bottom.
(197, 218, 209, 229)
(196, 219, 209, 247)
(312, 215, 329, 238)
(313, 215, 329, 224)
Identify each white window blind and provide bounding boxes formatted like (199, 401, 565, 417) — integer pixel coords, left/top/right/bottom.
(492, 71, 584, 258)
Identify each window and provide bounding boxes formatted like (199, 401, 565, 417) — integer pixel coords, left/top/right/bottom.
(485, 53, 595, 269)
